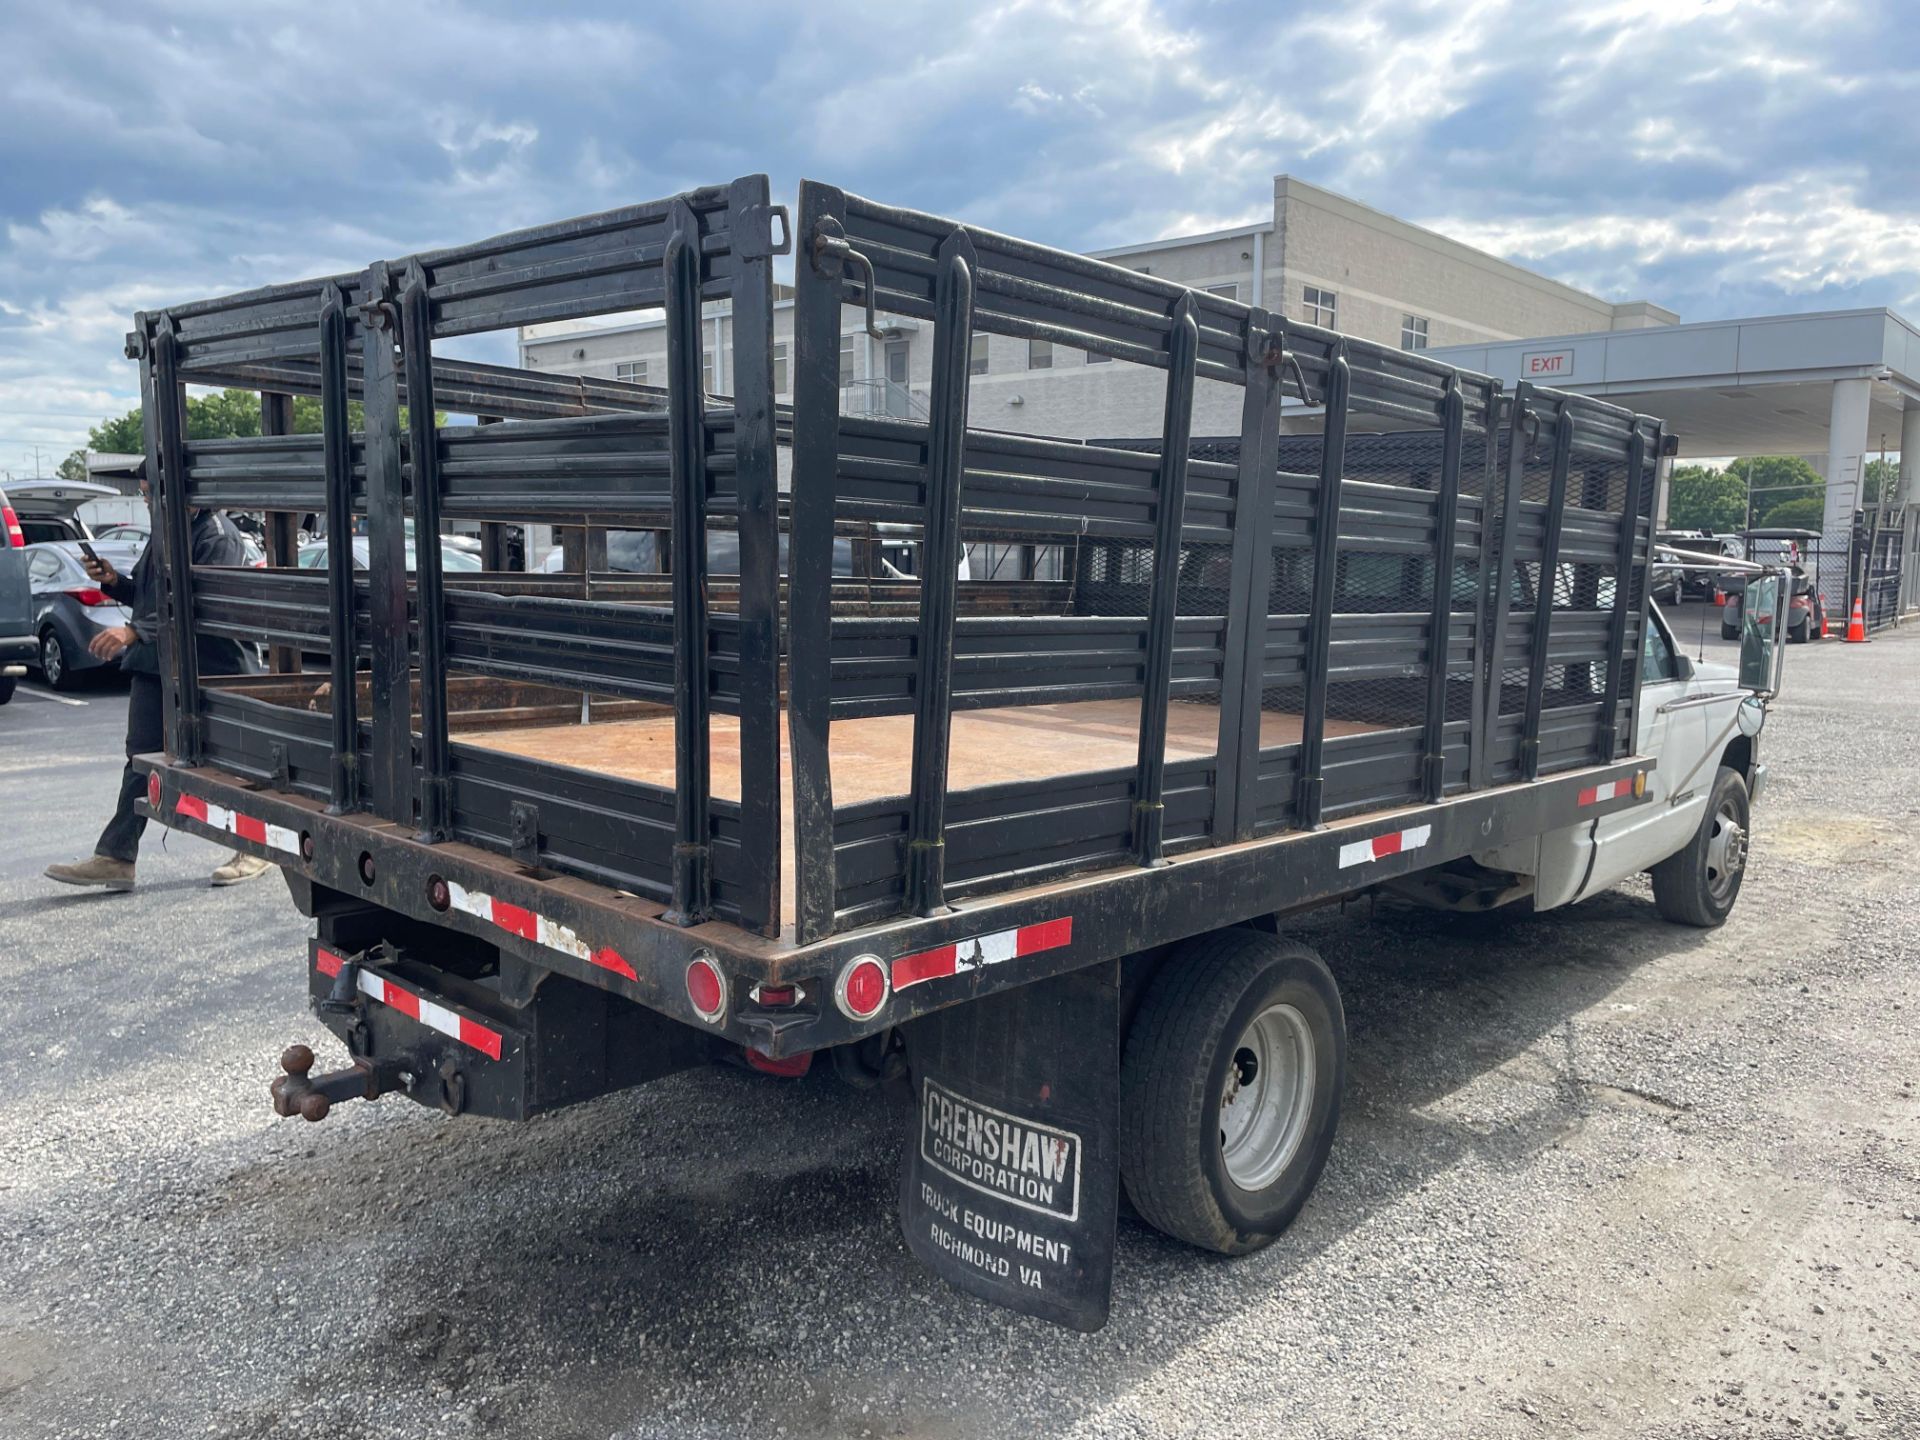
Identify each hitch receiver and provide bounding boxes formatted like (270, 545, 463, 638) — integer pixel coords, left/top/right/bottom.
(269, 1043, 404, 1122)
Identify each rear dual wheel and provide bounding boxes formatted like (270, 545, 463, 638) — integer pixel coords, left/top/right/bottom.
(1119, 929, 1345, 1254)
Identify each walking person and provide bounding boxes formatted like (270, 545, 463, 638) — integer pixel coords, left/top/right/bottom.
(44, 478, 272, 891)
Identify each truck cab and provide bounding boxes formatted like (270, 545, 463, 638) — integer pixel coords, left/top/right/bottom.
(1510, 595, 1777, 921)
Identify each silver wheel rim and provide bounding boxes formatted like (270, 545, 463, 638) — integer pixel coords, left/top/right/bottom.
(1219, 1002, 1316, 1191)
(42, 635, 61, 684)
(1704, 800, 1746, 904)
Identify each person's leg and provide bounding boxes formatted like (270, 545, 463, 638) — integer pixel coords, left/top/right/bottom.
(47, 671, 159, 889)
(95, 671, 162, 862)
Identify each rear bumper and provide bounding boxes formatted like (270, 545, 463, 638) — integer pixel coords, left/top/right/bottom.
(136, 749, 1659, 1062)
(0, 633, 34, 667)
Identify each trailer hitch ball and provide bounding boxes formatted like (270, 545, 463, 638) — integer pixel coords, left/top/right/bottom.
(269, 1043, 396, 1122)
(271, 1044, 331, 1122)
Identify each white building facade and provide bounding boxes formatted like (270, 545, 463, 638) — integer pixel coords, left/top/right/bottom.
(518, 175, 1676, 442)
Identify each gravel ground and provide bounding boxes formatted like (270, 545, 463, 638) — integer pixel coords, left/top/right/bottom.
(2, 615, 1916, 1440)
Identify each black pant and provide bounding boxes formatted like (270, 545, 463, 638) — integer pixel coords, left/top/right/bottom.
(96, 671, 163, 863)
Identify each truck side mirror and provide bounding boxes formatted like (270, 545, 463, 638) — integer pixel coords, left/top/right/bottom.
(1737, 573, 1786, 694)
(1671, 653, 1695, 681)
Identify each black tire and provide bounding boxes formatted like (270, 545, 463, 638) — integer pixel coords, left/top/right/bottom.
(1651, 765, 1750, 928)
(1119, 929, 1344, 1255)
(39, 629, 78, 691)
(0, 675, 14, 705)
(1720, 621, 1739, 641)
(1789, 617, 1809, 644)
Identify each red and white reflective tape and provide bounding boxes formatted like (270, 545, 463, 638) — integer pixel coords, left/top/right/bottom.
(892, 916, 1073, 992)
(174, 793, 299, 855)
(1337, 823, 1432, 870)
(315, 947, 503, 1060)
(443, 878, 637, 982)
(1578, 776, 1639, 806)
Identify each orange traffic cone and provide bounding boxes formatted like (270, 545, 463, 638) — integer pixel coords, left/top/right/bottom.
(1844, 597, 1867, 643)
(1712, 586, 1725, 606)
(1820, 607, 1829, 639)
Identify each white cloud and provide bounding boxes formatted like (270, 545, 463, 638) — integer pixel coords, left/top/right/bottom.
(1428, 175, 1920, 307)
(0, 0, 1915, 476)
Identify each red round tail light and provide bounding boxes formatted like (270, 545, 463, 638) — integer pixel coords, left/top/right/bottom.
(685, 953, 727, 1024)
(835, 954, 890, 1021)
(146, 773, 161, 809)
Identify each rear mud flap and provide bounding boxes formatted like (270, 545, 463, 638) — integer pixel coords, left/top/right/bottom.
(897, 963, 1119, 1332)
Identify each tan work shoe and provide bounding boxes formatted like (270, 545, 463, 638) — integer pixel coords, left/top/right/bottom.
(45, 855, 136, 891)
(210, 851, 275, 887)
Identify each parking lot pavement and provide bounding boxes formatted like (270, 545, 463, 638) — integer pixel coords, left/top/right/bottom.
(3, 630, 1917, 1440)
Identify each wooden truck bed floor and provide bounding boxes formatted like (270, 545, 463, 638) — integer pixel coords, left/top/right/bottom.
(459, 699, 1387, 927)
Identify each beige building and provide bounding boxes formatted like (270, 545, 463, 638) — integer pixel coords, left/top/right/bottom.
(518, 175, 1677, 441)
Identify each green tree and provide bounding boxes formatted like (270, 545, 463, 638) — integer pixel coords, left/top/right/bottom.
(1864, 457, 1900, 507)
(55, 450, 89, 481)
(1665, 463, 1748, 531)
(87, 409, 146, 454)
(85, 388, 390, 452)
(1726, 455, 1822, 524)
(1760, 495, 1824, 529)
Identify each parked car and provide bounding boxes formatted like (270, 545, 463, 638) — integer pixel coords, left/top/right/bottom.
(1656, 529, 1743, 600)
(0, 485, 36, 703)
(5, 478, 119, 546)
(1650, 548, 1685, 606)
(92, 522, 152, 548)
(23, 540, 143, 689)
(537, 528, 860, 575)
(298, 538, 485, 573)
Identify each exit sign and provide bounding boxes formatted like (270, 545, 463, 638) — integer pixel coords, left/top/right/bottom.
(1521, 348, 1576, 380)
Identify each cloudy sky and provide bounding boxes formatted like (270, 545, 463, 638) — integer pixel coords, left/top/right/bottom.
(2, 0, 1916, 477)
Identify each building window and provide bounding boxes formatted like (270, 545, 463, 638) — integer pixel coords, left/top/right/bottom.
(1028, 338, 1053, 370)
(702, 349, 718, 393)
(772, 341, 789, 395)
(1304, 285, 1337, 329)
(1205, 283, 1238, 301)
(1401, 314, 1429, 351)
(839, 335, 856, 386)
(969, 333, 990, 376)
(614, 359, 648, 385)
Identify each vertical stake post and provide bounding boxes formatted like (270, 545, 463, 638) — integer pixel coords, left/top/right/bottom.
(786, 183, 849, 942)
(904, 229, 977, 917)
(399, 266, 451, 841)
(1520, 406, 1575, 781)
(1216, 312, 1283, 843)
(317, 285, 360, 812)
(1133, 294, 1199, 866)
(1421, 375, 1467, 801)
(664, 200, 712, 925)
(1294, 345, 1351, 829)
